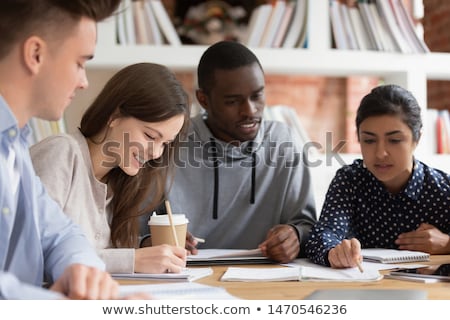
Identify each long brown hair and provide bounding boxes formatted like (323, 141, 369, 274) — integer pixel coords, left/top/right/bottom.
(80, 63, 190, 248)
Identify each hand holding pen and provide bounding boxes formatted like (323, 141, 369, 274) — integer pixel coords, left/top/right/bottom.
(328, 238, 364, 272)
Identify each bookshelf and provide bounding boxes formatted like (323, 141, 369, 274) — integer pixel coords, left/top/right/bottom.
(66, 0, 450, 162)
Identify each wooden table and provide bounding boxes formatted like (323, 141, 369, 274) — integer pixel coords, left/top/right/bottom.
(121, 255, 450, 299)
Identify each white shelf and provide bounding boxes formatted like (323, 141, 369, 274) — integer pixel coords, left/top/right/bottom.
(90, 45, 450, 79)
(70, 0, 450, 161)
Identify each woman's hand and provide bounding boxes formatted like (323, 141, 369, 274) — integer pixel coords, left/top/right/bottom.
(328, 238, 362, 269)
(135, 244, 187, 274)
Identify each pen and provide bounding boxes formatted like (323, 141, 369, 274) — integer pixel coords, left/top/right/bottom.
(193, 237, 205, 243)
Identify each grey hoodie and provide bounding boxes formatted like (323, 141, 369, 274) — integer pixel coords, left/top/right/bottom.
(163, 113, 317, 256)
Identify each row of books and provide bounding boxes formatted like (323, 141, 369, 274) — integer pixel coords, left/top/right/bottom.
(244, 0, 308, 48)
(29, 118, 67, 145)
(116, 0, 181, 46)
(330, 0, 429, 53)
(427, 109, 450, 154)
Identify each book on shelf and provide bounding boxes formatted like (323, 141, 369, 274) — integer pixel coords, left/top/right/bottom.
(259, 0, 287, 48)
(330, 0, 349, 49)
(376, 0, 413, 53)
(348, 1, 372, 50)
(425, 108, 439, 154)
(132, 0, 150, 44)
(272, 1, 296, 48)
(143, 0, 163, 45)
(389, 0, 429, 53)
(116, 0, 179, 46)
(339, 0, 359, 50)
(395, 0, 430, 53)
(244, 3, 273, 47)
(282, 0, 308, 48)
(368, 0, 397, 52)
(123, 0, 136, 45)
(436, 109, 450, 154)
(149, 0, 181, 46)
(361, 248, 430, 263)
(358, 0, 383, 50)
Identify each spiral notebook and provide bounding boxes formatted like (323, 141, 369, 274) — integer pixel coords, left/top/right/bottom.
(361, 248, 430, 263)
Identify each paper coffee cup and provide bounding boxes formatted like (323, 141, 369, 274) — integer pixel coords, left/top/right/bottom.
(148, 214, 189, 247)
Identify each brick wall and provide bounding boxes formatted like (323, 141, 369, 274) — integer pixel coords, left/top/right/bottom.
(423, 0, 450, 110)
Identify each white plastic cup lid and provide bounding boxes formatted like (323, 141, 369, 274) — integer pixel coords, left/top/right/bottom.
(148, 214, 189, 226)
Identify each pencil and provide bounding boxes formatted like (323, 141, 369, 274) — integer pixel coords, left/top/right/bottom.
(356, 259, 364, 273)
(164, 200, 179, 247)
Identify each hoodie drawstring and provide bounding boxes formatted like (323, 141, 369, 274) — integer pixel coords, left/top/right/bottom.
(250, 152, 256, 204)
(211, 138, 219, 219)
(210, 138, 256, 219)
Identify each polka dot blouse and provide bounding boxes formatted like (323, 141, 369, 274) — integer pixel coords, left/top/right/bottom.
(306, 159, 450, 266)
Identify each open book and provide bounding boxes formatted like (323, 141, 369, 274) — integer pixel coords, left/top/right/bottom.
(221, 264, 382, 282)
(361, 248, 430, 263)
(187, 249, 272, 266)
(112, 267, 212, 282)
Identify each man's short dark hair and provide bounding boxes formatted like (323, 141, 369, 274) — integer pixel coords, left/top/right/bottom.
(197, 41, 263, 93)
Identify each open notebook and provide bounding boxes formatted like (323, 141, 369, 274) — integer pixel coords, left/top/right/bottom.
(221, 264, 382, 282)
(361, 248, 430, 263)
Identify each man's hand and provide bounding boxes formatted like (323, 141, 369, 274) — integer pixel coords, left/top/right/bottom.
(185, 231, 199, 255)
(50, 264, 119, 299)
(259, 224, 299, 263)
(328, 238, 362, 269)
(395, 223, 450, 254)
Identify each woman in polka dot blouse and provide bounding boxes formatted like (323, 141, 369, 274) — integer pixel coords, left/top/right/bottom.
(306, 84, 450, 268)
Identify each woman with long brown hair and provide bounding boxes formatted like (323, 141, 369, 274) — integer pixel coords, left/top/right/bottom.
(31, 62, 190, 274)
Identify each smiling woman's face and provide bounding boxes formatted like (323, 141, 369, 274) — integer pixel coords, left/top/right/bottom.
(105, 115, 184, 176)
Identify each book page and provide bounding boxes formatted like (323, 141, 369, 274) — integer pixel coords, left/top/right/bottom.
(221, 266, 301, 282)
(284, 259, 382, 282)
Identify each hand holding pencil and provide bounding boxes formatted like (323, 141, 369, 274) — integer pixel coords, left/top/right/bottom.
(328, 238, 364, 272)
